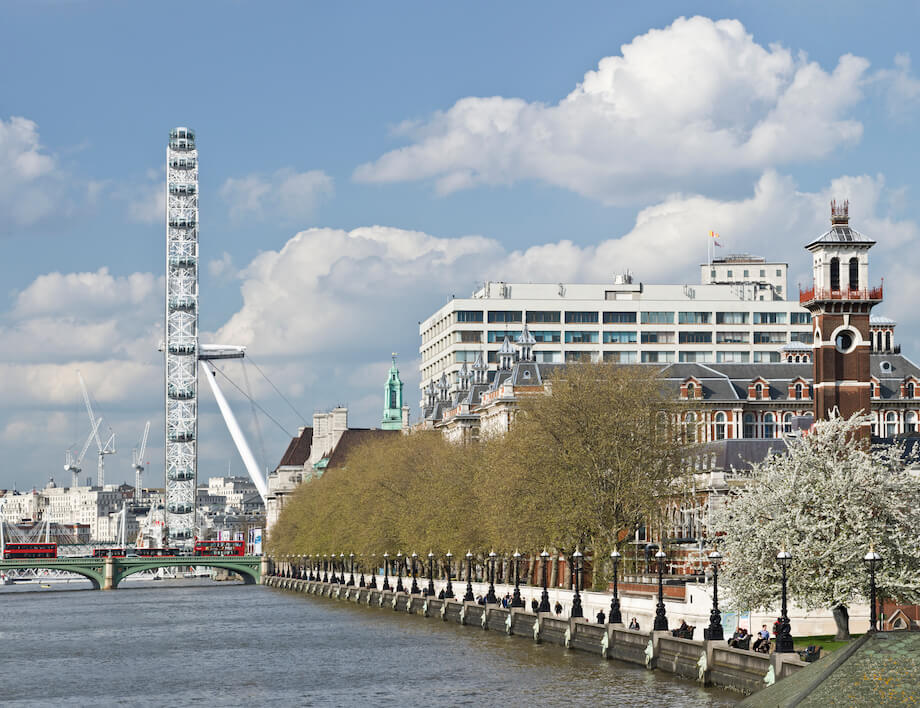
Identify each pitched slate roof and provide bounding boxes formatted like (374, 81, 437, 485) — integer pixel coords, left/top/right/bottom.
(325, 428, 397, 469)
(276, 427, 312, 469)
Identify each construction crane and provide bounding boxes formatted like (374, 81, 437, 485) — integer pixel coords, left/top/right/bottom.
(64, 416, 101, 488)
(77, 371, 116, 487)
(132, 421, 151, 497)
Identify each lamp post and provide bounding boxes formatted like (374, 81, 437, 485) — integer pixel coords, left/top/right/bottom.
(368, 554, 377, 589)
(396, 552, 405, 592)
(331, 553, 339, 583)
(571, 549, 584, 618)
(863, 547, 882, 632)
(775, 549, 794, 653)
(538, 550, 551, 613)
(322, 554, 329, 583)
(382, 552, 390, 590)
(464, 551, 475, 601)
(444, 551, 455, 598)
(653, 548, 668, 631)
(340, 553, 346, 585)
(511, 550, 524, 608)
(609, 549, 622, 624)
(426, 552, 436, 596)
(348, 553, 356, 586)
(485, 550, 498, 604)
(704, 550, 723, 640)
(410, 552, 420, 594)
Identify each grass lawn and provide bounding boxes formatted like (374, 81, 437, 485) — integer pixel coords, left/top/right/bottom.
(792, 633, 863, 654)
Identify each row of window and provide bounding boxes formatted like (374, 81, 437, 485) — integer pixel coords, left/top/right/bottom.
(711, 268, 783, 279)
(455, 310, 812, 325)
(682, 410, 920, 441)
(469, 350, 785, 364)
(460, 330, 811, 346)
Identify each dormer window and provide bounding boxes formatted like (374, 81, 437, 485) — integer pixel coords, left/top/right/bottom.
(908, 382, 916, 399)
(794, 383, 803, 400)
(755, 383, 764, 399)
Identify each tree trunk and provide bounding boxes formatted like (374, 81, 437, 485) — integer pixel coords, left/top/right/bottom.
(832, 604, 850, 641)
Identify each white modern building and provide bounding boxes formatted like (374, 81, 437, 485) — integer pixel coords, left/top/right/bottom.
(418, 258, 813, 403)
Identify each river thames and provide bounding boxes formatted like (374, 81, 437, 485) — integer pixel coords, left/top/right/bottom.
(1, 580, 739, 706)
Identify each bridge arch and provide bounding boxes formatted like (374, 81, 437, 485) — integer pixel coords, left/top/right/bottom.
(113, 559, 260, 588)
(0, 561, 104, 589)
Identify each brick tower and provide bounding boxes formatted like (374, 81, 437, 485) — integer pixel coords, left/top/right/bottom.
(800, 201, 882, 430)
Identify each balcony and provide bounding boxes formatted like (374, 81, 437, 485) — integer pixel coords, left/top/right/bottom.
(799, 284, 883, 304)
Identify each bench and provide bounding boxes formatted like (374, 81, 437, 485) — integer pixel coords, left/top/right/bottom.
(671, 625, 695, 639)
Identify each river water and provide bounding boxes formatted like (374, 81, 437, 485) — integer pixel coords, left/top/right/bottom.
(0, 580, 739, 706)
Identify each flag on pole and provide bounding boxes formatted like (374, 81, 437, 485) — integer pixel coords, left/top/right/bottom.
(709, 230, 723, 247)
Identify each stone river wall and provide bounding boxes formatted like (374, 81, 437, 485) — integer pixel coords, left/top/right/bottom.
(264, 574, 807, 697)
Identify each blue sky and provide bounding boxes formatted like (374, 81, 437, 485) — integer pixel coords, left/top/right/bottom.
(1, 1, 919, 489)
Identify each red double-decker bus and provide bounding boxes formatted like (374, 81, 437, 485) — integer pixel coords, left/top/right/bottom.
(135, 548, 174, 557)
(92, 548, 125, 558)
(3, 542, 57, 559)
(194, 540, 244, 557)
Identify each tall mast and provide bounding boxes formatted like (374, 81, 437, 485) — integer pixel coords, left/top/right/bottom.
(165, 127, 199, 545)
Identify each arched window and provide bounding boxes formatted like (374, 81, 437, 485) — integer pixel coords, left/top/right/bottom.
(870, 381, 876, 398)
(794, 383, 803, 400)
(684, 412, 697, 443)
(714, 412, 727, 441)
(686, 382, 695, 398)
(849, 257, 859, 292)
(830, 257, 840, 291)
(743, 413, 757, 439)
(908, 382, 916, 399)
(885, 411, 898, 437)
(907, 411, 918, 433)
(783, 412, 793, 434)
(764, 413, 776, 438)
(754, 383, 764, 399)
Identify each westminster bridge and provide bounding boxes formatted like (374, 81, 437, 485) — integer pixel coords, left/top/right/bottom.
(0, 555, 265, 589)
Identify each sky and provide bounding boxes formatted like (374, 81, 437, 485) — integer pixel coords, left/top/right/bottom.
(1, 1, 919, 489)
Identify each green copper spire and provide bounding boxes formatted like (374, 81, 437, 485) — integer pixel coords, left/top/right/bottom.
(382, 353, 404, 430)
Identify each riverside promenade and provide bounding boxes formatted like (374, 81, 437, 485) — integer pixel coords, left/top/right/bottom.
(265, 570, 809, 697)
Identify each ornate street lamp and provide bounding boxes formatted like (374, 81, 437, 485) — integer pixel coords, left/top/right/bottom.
(348, 553, 356, 586)
(444, 551, 455, 598)
(464, 551, 475, 601)
(358, 554, 366, 587)
(322, 554, 329, 583)
(704, 550, 724, 640)
(426, 552, 436, 596)
(571, 549, 584, 618)
(775, 549, 794, 652)
(340, 553, 346, 585)
(368, 554, 378, 589)
(330, 553, 339, 583)
(653, 548, 669, 631)
(511, 550, 524, 608)
(609, 549, 622, 624)
(485, 550, 498, 604)
(396, 552, 405, 592)
(410, 552, 421, 594)
(538, 549, 551, 613)
(382, 552, 390, 590)
(864, 547, 882, 632)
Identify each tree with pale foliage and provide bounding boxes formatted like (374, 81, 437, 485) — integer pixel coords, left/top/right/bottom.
(710, 413, 920, 639)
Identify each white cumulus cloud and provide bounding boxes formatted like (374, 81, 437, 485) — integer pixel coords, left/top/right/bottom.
(0, 116, 63, 230)
(220, 168, 334, 222)
(354, 16, 870, 203)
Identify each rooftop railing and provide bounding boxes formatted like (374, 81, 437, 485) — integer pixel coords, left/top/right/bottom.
(799, 284, 883, 303)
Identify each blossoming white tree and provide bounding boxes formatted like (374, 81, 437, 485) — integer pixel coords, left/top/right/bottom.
(710, 413, 920, 639)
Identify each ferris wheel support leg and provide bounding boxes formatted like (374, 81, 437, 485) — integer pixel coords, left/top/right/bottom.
(198, 360, 268, 502)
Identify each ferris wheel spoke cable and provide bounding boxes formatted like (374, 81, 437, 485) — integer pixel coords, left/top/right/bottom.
(241, 360, 268, 475)
(210, 364, 294, 439)
(245, 356, 309, 426)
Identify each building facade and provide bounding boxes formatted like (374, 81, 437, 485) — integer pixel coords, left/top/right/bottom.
(419, 265, 813, 407)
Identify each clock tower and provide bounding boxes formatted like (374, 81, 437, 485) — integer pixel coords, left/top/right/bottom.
(801, 201, 882, 433)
